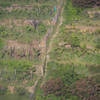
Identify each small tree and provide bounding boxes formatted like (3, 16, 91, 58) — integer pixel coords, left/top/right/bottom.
(42, 78, 66, 96)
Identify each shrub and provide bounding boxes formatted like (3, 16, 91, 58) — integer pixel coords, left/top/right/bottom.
(94, 37, 100, 49)
(64, 0, 83, 24)
(68, 96, 82, 100)
(72, 0, 100, 8)
(0, 85, 7, 95)
(0, 26, 8, 37)
(26, 25, 34, 32)
(0, 39, 5, 49)
(70, 34, 80, 47)
(73, 77, 100, 100)
(42, 78, 66, 96)
(15, 87, 27, 96)
(0, 2, 11, 7)
(0, 26, 6, 32)
(38, 23, 47, 36)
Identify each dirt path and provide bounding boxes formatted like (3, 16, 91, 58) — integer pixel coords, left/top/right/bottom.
(26, 79, 39, 94)
(38, 0, 64, 77)
(48, 11, 63, 54)
(29, 0, 64, 99)
(44, 7, 64, 78)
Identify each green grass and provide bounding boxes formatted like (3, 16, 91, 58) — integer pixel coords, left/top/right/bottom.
(36, 0, 100, 99)
(0, 58, 38, 87)
(63, 0, 84, 24)
(0, 0, 57, 7)
(1, 0, 100, 99)
(0, 94, 29, 100)
(0, 0, 58, 98)
(0, 23, 47, 43)
(0, 0, 57, 42)
(0, 59, 33, 70)
(0, 38, 5, 49)
(0, 5, 55, 20)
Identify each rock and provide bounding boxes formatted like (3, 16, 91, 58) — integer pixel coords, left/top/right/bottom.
(65, 44, 71, 48)
(86, 45, 94, 49)
(8, 86, 15, 94)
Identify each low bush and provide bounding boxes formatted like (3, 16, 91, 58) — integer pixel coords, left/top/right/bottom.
(73, 77, 100, 100)
(42, 78, 66, 96)
(72, 0, 100, 8)
(70, 33, 80, 47)
(37, 23, 47, 36)
(26, 25, 34, 32)
(0, 26, 8, 37)
(0, 2, 11, 7)
(94, 37, 100, 49)
(0, 39, 5, 49)
(64, 0, 83, 24)
(0, 4, 54, 19)
(0, 85, 7, 95)
(15, 87, 27, 96)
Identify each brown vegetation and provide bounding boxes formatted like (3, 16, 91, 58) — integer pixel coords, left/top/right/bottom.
(72, 0, 100, 8)
(73, 77, 100, 100)
(1, 40, 40, 59)
(42, 78, 66, 96)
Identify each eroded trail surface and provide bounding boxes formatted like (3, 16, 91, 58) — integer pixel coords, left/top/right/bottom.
(31, 0, 64, 99)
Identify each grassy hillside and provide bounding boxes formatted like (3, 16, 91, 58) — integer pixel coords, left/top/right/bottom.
(0, 0, 57, 98)
(0, 0, 100, 100)
(36, 0, 100, 100)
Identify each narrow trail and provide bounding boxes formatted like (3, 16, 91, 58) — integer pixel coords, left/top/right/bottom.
(37, 0, 64, 77)
(31, 79, 39, 94)
(48, 10, 63, 55)
(44, 8, 64, 77)
(30, 0, 64, 99)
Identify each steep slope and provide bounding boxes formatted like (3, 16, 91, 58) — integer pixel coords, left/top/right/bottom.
(36, 0, 100, 100)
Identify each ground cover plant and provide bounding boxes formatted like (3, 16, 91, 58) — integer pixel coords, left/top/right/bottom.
(0, 0, 100, 99)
